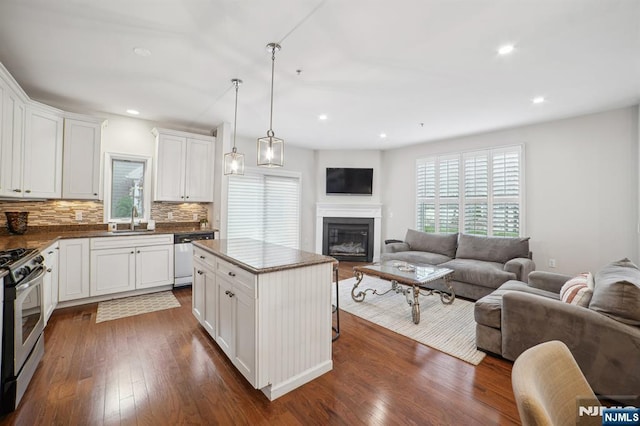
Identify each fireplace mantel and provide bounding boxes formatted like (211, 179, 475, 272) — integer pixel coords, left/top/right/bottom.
(315, 203, 382, 262)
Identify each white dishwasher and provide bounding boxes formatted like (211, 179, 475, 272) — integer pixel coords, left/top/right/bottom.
(174, 231, 215, 287)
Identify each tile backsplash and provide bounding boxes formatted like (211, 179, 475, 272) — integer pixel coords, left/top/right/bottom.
(0, 200, 209, 227)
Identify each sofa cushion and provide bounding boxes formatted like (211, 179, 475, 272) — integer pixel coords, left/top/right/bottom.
(440, 258, 517, 289)
(590, 258, 640, 325)
(474, 280, 559, 329)
(381, 251, 451, 265)
(404, 229, 458, 258)
(456, 233, 530, 264)
(560, 273, 593, 307)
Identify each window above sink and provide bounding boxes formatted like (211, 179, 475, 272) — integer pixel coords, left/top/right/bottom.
(103, 152, 152, 224)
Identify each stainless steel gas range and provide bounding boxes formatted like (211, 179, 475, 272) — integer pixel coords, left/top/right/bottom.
(0, 248, 46, 414)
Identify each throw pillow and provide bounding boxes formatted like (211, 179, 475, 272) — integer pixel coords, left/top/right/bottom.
(560, 273, 593, 307)
(455, 233, 530, 264)
(404, 229, 458, 258)
(590, 258, 640, 326)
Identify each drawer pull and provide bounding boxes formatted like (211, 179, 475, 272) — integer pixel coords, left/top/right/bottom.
(228, 271, 236, 277)
(48, 251, 54, 254)
(13, 189, 21, 193)
(131, 251, 134, 254)
(197, 270, 204, 275)
(47, 268, 52, 273)
(200, 255, 205, 259)
(228, 292, 235, 298)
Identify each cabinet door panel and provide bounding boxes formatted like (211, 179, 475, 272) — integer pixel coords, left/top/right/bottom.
(184, 138, 213, 202)
(136, 244, 174, 289)
(90, 248, 136, 296)
(58, 239, 90, 302)
(154, 134, 186, 201)
(192, 261, 205, 324)
(203, 269, 216, 336)
(62, 118, 101, 199)
(216, 276, 234, 358)
(234, 290, 256, 386)
(0, 89, 24, 197)
(23, 108, 63, 198)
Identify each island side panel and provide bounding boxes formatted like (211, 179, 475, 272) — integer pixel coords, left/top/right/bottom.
(257, 262, 333, 400)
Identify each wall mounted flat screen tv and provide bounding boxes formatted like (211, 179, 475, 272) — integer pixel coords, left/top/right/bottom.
(326, 168, 373, 195)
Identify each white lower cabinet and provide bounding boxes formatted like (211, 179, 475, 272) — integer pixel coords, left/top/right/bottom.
(58, 238, 90, 302)
(90, 248, 136, 296)
(90, 235, 174, 296)
(42, 242, 59, 324)
(192, 244, 334, 400)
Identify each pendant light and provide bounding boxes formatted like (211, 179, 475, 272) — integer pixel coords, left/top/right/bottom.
(257, 43, 284, 167)
(224, 78, 245, 175)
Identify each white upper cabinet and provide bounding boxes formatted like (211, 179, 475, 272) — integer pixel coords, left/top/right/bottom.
(0, 79, 25, 197)
(0, 64, 63, 199)
(23, 105, 64, 198)
(152, 127, 214, 202)
(62, 116, 103, 199)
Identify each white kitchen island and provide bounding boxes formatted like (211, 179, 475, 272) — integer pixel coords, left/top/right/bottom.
(192, 238, 336, 401)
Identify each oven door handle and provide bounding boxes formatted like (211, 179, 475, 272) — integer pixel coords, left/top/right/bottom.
(15, 265, 47, 293)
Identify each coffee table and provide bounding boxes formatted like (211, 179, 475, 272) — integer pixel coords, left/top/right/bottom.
(351, 261, 455, 324)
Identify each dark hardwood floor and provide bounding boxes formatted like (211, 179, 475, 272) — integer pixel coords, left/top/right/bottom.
(1, 262, 521, 425)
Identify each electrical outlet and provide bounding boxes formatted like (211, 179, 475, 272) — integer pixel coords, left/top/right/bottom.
(548, 258, 556, 268)
(75, 211, 83, 221)
(168, 212, 173, 220)
(193, 213, 198, 221)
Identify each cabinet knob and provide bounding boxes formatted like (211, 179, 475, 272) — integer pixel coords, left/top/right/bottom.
(228, 292, 235, 298)
(228, 271, 236, 277)
(25, 189, 31, 193)
(224, 290, 229, 295)
(47, 268, 52, 273)
(137, 250, 141, 253)
(93, 193, 98, 196)
(13, 189, 21, 193)
(186, 196, 189, 199)
(200, 255, 205, 259)
(197, 270, 203, 275)
(130, 251, 134, 254)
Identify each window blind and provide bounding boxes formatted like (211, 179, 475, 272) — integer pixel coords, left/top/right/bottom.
(228, 172, 301, 249)
(416, 145, 523, 236)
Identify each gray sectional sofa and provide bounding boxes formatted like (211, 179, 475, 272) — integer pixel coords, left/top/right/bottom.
(474, 260, 640, 397)
(382, 229, 535, 300)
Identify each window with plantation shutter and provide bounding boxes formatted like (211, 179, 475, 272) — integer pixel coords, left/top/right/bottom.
(228, 170, 301, 249)
(416, 145, 523, 236)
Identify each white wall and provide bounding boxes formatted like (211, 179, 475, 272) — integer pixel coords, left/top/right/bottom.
(315, 150, 382, 204)
(216, 134, 317, 252)
(381, 106, 639, 275)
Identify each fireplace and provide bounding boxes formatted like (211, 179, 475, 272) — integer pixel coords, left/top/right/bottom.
(323, 217, 374, 262)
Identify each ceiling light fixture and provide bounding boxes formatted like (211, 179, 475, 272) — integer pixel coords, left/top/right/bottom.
(318, 114, 328, 121)
(497, 44, 515, 55)
(257, 43, 284, 168)
(126, 109, 140, 115)
(133, 47, 152, 57)
(380, 133, 387, 139)
(532, 96, 546, 104)
(224, 79, 245, 176)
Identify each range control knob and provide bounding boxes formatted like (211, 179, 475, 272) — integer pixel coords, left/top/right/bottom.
(34, 255, 45, 264)
(17, 266, 31, 278)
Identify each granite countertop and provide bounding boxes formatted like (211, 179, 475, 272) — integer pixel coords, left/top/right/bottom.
(194, 238, 336, 274)
(0, 225, 219, 252)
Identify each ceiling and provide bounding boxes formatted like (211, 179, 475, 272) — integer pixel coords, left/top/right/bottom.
(0, 0, 638, 150)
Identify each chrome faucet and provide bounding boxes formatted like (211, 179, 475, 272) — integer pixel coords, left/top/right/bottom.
(131, 205, 138, 230)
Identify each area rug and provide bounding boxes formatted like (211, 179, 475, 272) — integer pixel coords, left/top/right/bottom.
(337, 276, 485, 365)
(96, 291, 181, 323)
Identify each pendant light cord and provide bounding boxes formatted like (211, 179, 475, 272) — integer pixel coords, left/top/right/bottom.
(268, 46, 276, 137)
(233, 80, 239, 151)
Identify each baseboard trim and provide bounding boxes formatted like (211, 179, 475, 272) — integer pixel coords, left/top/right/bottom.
(261, 360, 333, 401)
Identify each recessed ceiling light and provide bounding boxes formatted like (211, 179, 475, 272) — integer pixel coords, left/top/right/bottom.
(126, 109, 140, 115)
(531, 96, 546, 104)
(379, 133, 387, 139)
(133, 47, 152, 57)
(497, 44, 515, 55)
(318, 114, 328, 120)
